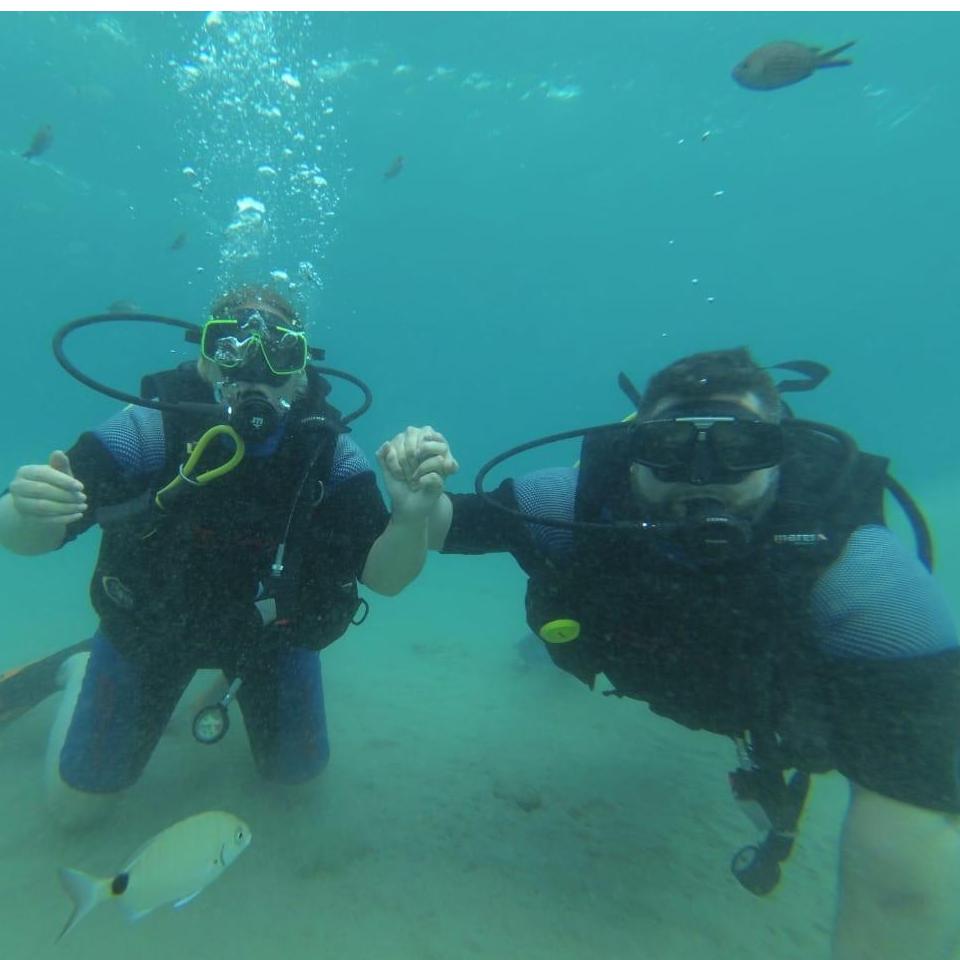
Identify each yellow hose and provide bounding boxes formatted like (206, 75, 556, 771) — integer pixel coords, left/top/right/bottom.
(154, 424, 245, 508)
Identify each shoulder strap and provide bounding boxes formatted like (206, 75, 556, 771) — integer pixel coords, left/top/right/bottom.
(574, 427, 633, 525)
(140, 362, 211, 405)
(138, 363, 216, 467)
(764, 422, 888, 568)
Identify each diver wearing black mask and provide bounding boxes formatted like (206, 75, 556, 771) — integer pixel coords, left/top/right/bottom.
(381, 345, 956, 914)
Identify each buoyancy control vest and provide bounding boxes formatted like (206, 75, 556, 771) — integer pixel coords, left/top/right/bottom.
(524, 419, 889, 747)
(90, 363, 364, 663)
(470, 362, 949, 893)
(520, 418, 902, 895)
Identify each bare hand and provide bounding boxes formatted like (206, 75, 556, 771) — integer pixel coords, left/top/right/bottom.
(8, 450, 87, 525)
(377, 426, 458, 521)
(377, 425, 459, 495)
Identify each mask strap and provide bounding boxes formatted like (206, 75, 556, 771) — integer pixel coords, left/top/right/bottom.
(618, 371, 644, 410)
(767, 360, 830, 394)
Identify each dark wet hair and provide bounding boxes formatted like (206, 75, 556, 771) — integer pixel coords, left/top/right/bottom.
(209, 284, 302, 329)
(638, 347, 782, 421)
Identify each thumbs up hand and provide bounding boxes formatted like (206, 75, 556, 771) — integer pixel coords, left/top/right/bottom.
(7, 450, 87, 524)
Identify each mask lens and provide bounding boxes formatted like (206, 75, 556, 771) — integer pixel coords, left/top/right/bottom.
(632, 417, 782, 483)
(201, 319, 248, 368)
(710, 421, 782, 471)
(631, 420, 698, 472)
(261, 326, 308, 375)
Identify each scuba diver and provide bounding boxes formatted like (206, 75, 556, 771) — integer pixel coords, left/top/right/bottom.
(380, 347, 960, 960)
(0, 284, 457, 828)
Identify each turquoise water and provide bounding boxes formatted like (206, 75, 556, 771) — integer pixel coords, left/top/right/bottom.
(1, 11, 958, 959)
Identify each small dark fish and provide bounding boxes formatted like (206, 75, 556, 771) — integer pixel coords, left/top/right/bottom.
(107, 299, 141, 314)
(732, 40, 855, 91)
(383, 155, 404, 180)
(22, 124, 53, 159)
(169, 231, 188, 251)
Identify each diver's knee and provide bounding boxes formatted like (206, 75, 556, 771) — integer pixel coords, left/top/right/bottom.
(45, 653, 90, 789)
(44, 650, 121, 830)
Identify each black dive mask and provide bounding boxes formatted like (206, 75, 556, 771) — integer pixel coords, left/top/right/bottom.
(630, 401, 782, 486)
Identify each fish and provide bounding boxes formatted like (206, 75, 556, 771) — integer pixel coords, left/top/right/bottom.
(732, 40, 855, 91)
(383, 155, 404, 180)
(57, 810, 251, 941)
(23, 124, 54, 159)
(169, 231, 188, 251)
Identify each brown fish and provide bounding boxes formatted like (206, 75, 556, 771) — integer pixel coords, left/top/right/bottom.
(169, 231, 188, 251)
(23, 124, 54, 159)
(383, 155, 404, 180)
(732, 41, 855, 91)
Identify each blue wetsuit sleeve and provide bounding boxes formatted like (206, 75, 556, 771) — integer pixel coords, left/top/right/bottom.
(812, 525, 960, 811)
(328, 434, 373, 491)
(61, 407, 166, 543)
(812, 524, 957, 659)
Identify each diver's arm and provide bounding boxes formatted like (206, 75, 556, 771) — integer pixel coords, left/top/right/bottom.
(376, 424, 541, 557)
(369, 427, 457, 581)
(361, 463, 449, 596)
(361, 511, 430, 596)
(0, 493, 69, 554)
(0, 452, 86, 555)
(361, 492, 452, 593)
(427, 493, 453, 550)
(832, 784, 960, 960)
(815, 528, 960, 958)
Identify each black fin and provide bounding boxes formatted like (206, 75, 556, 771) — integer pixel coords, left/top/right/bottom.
(818, 40, 855, 65)
(0, 641, 91, 728)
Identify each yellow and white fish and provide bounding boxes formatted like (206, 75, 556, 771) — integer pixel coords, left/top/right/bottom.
(57, 810, 251, 941)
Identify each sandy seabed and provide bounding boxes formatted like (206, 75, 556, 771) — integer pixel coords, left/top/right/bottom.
(5, 484, 960, 960)
(0, 552, 849, 960)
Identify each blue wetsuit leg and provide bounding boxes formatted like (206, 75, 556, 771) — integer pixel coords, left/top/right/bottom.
(59, 629, 194, 793)
(236, 647, 330, 784)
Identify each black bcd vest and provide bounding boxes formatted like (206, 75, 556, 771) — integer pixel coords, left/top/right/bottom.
(524, 420, 889, 755)
(90, 363, 363, 664)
